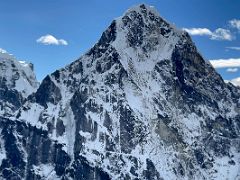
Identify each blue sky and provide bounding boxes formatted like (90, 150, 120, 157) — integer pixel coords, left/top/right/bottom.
(0, 0, 240, 84)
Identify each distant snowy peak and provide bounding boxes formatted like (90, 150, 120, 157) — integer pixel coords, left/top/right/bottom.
(0, 50, 38, 97)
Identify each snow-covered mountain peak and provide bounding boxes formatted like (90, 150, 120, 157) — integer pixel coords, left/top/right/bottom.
(106, 4, 184, 74)
(123, 4, 160, 18)
(0, 51, 38, 97)
(75, 4, 187, 77)
(0, 49, 39, 116)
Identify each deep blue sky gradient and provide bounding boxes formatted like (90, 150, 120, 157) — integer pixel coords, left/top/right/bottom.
(0, 0, 239, 80)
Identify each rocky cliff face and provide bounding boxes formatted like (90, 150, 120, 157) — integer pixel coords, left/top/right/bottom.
(0, 4, 240, 180)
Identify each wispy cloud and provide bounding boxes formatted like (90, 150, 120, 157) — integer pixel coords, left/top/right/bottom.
(229, 19, 240, 30)
(209, 58, 240, 68)
(210, 28, 233, 41)
(226, 47, 240, 51)
(226, 68, 238, 72)
(183, 28, 233, 41)
(37, 34, 68, 45)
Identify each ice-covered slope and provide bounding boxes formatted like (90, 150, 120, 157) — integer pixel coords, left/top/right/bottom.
(0, 50, 38, 116)
(1, 4, 240, 180)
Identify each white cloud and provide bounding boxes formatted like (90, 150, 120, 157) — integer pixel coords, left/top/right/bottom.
(36, 34, 68, 45)
(229, 19, 240, 30)
(226, 47, 240, 51)
(182, 28, 212, 36)
(0, 48, 7, 53)
(183, 28, 233, 41)
(210, 28, 233, 41)
(225, 77, 240, 87)
(209, 58, 240, 68)
(226, 68, 238, 72)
